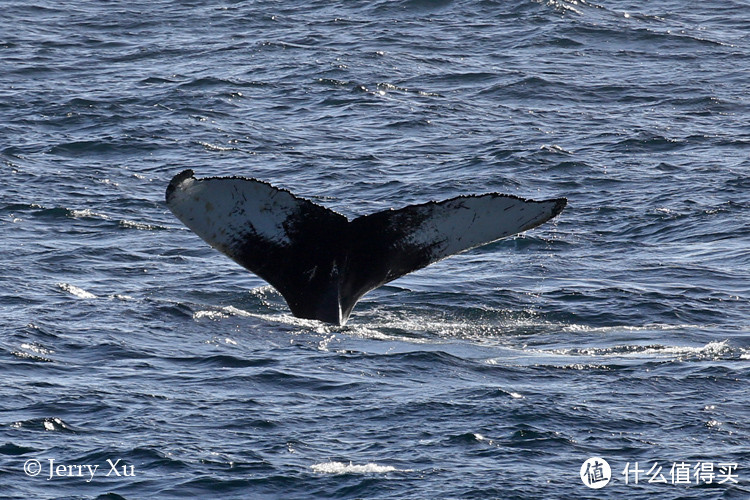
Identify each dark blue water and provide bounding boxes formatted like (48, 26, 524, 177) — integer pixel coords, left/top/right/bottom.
(1, 1, 748, 498)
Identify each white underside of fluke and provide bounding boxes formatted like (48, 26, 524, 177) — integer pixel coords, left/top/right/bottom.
(167, 174, 301, 256)
(385, 194, 562, 263)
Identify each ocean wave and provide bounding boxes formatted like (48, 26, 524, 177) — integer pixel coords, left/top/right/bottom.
(310, 461, 409, 474)
(118, 219, 166, 231)
(522, 340, 746, 364)
(11, 417, 80, 433)
(57, 283, 97, 299)
(10, 342, 55, 363)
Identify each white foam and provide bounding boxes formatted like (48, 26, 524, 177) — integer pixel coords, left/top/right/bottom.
(69, 209, 109, 219)
(561, 323, 700, 334)
(199, 141, 238, 152)
(346, 309, 490, 343)
(57, 283, 97, 299)
(548, 340, 732, 358)
(193, 310, 230, 320)
(20, 343, 54, 355)
(541, 0, 584, 15)
(112, 294, 135, 301)
(310, 461, 408, 474)
(119, 219, 164, 230)
(192, 304, 328, 331)
(222, 305, 254, 317)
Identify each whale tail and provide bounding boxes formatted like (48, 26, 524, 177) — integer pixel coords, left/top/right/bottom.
(166, 170, 566, 325)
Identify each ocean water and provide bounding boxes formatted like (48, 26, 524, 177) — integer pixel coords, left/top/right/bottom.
(1, 0, 748, 498)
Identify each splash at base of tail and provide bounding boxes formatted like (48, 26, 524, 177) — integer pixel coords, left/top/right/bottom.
(166, 170, 566, 325)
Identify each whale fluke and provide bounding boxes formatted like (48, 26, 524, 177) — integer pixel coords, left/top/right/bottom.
(166, 170, 566, 325)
